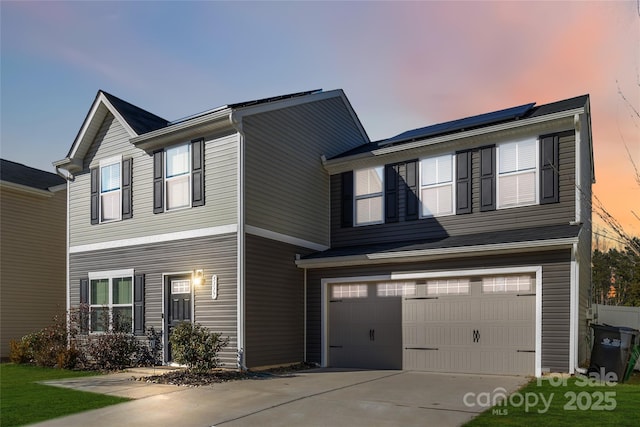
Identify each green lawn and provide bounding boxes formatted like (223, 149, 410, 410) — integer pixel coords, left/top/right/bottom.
(0, 364, 129, 427)
(466, 372, 640, 426)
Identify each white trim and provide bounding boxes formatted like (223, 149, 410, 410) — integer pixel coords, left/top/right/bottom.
(574, 114, 582, 224)
(70, 224, 237, 253)
(89, 269, 134, 280)
(245, 225, 329, 252)
(320, 266, 543, 376)
(569, 243, 579, 375)
(66, 179, 70, 321)
(296, 237, 578, 269)
(236, 127, 246, 370)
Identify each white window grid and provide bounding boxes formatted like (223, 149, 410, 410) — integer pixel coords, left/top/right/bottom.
(497, 139, 538, 208)
(89, 275, 133, 333)
(165, 144, 191, 211)
(99, 156, 122, 223)
(332, 284, 368, 299)
(376, 282, 417, 297)
(171, 279, 191, 294)
(426, 278, 470, 296)
(482, 275, 532, 293)
(420, 154, 455, 217)
(354, 166, 384, 226)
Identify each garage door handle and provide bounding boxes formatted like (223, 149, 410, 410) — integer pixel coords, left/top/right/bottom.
(473, 329, 480, 343)
(369, 329, 375, 341)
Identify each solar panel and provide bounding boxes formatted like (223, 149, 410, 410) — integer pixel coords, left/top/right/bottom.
(381, 102, 536, 146)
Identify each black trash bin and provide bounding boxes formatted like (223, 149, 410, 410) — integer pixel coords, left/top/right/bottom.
(588, 324, 639, 382)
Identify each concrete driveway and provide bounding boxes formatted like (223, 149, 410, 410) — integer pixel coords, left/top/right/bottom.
(35, 368, 528, 427)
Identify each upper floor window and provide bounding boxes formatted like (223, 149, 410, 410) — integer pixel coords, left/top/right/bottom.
(354, 166, 384, 225)
(420, 154, 454, 217)
(99, 157, 121, 222)
(153, 138, 205, 214)
(497, 139, 538, 208)
(166, 144, 191, 210)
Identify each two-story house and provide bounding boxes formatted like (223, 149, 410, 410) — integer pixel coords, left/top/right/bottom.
(0, 159, 67, 359)
(296, 95, 594, 376)
(55, 89, 593, 376)
(54, 89, 369, 368)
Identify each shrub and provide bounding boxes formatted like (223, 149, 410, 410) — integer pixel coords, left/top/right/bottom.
(87, 332, 141, 371)
(169, 322, 228, 372)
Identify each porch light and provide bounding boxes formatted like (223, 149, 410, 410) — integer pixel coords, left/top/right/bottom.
(193, 269, 204, 286)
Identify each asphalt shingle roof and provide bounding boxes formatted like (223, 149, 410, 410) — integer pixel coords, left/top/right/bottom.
(101, 91, 169, 135)
(1, 159, 65, 190)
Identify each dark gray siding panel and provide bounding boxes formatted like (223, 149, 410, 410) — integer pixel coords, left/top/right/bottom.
(332, 133, 576, 247)
(69, 234, 238, 367)
(245, 234, 314, 368)
(306, 250, 571, 372)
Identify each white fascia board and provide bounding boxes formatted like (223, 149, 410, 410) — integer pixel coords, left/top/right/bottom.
(130, 108, 232, 151)
(246, 225, 329, 252)
(324, 108, 584, 173)
(70, 224, 237, 253)
(295, 237, 578, 269)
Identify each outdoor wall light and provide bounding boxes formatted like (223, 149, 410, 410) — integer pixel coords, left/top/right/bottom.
(193, 269, 204, 286)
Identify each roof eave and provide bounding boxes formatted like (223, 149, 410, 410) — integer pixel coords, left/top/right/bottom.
(324, 106, 586, 173)
(295, 237, 579, 269)
(130, 108, 233, 151)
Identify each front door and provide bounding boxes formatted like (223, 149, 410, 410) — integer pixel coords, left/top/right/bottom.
(165, 274, 192, 362)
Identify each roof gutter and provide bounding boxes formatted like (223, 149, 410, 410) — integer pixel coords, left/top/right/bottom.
(324, 107, 585, 172)
(130, 108, 233, 152)
(295, 236, 579, 269)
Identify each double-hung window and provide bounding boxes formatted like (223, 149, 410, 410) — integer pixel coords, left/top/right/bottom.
(88, 270, 133, 333)
(420, 154, 454, 216)
(354, 166, 384, 225)
(165, 144, 191, 210)
(497, 139, 538, 208)
(99, 156, 121, 222)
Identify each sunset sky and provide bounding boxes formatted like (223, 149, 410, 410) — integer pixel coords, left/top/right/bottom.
(1, 1, 638, 242)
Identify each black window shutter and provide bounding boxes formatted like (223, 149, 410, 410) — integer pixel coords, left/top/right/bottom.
(153, 150, 164, 214)
(480, 146, 496, 211)
(79, 279, 89, 333)
(121, 158, 133, 219)
(405, 160, 419, 220)
(341, 171, 353, 228)
(191, 138, 205, 207)
(90, 168, 99, 224)
(456, 150, 472, 214)
(384, 164, 399, 223)
(540, 135, 560, 204)
(134, 274, 145, 336)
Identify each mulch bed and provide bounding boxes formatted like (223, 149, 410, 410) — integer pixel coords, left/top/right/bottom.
(132, 362, 317, 387)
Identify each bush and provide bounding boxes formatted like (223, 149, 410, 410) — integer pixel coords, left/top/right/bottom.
(169, 322, 228, 373)
(87, 332, 141, 371)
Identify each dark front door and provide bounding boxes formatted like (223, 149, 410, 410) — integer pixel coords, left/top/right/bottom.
(165, 274, 192, 362)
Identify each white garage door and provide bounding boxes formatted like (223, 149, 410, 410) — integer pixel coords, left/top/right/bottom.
(403, 275, 536, 375)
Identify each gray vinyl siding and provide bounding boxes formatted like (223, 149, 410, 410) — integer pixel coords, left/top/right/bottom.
(0, 187, 67, 359)
(331, 133, 577, 247)
(578, 225, 592, 366)
(305, 249, 572, 372)
(244, 97, 367, 247)
(245, 234, 315, 368)
(68, 233, 238, 367)
(69, 113, 238, 247)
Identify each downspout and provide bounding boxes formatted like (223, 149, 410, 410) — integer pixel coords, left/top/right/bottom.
(303, 266, 307, 363)
(229, 111, 247, 370)
(569, 242, 579, 375)
(55, 166, 73, 347)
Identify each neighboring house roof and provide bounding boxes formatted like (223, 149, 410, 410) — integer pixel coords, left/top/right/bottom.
(0, 159, 65, 190)
(330, 94, 590, 160)
(296, 224, 581, 268)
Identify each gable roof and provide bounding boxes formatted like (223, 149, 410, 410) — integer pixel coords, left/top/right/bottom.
(100, 91, 169, 135)
(330, 94, 590, 160)
(1, 159, 65, 190)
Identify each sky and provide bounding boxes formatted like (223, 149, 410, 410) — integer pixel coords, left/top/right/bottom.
(1, 1, 639, 241)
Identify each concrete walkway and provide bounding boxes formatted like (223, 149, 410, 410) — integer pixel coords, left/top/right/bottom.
(36, 368, 529, 427)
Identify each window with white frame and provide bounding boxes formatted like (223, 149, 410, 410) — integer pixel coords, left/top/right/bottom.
(498, 139, 538, 208)
(482, 275, 532, 293)
(377, 282, 416, 297)
(354, 166, 384, 225)
(89, 271, 133, 333)
(420, 154, 454, 217)
(165, 144, 191, 210)
(426, 278, 470, 295)
(332, 284, 368, 298)
(100, 157, 121, 222)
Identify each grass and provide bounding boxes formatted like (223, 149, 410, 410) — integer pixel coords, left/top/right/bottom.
(0, 364, 129, 427)
(466, 371, 640, 426)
